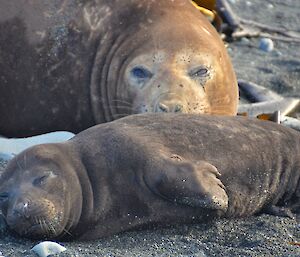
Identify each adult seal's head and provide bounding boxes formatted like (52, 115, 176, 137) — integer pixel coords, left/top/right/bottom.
(0, 0, 237, 137)
(90, 0, 238, 122)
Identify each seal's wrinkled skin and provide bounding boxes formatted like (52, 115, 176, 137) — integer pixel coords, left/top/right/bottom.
(0, 0, 238, 137)
(0, 114, 299, 241)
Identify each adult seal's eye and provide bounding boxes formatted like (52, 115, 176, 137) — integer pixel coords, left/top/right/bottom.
(129, 66, 153, 89)
(131, 67, 153, 80)
(189, 67, 209, 78)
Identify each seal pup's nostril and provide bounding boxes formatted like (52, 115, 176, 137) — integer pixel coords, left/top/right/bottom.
(13, 201, 30, 218)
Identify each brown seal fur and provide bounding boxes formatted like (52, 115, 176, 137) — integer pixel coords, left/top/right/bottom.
(0, 113, 299, 240)
(0, 0, 238, 137)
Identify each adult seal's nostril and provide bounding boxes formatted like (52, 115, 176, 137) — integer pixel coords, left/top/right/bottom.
(174, 104, 183, 113)
(158, 103, 169, 112)
(157, 102, 183, 113)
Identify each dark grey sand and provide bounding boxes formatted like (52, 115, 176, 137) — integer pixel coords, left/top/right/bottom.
(1, 0, 300, 256)
(229, 0, 300, 100)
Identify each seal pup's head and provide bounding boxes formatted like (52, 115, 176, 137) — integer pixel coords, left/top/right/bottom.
(0, 144, 82, 239)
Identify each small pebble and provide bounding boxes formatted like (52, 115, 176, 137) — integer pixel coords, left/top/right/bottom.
(272, 49, 282, 57)
(267, 3, 274, 9)
(239, 37, 251, 46)
(31, 241, 66, 257)
(228, 0, 236, 4)
(259, 38, 274, 52)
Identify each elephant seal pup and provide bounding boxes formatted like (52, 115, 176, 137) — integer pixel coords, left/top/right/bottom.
(0, 0, 238, 137)
(3, 113, 298, 241)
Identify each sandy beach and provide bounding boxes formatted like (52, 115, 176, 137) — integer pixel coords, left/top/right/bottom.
(0, 0, 300, 256)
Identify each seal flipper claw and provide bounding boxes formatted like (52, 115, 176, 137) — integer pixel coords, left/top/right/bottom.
(145, 156, 228, 212)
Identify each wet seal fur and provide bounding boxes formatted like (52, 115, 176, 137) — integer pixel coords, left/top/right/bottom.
(0, 0, 238, 137)
(0, 113, 299, 240)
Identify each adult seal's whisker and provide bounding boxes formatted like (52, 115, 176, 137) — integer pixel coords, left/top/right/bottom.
(105, 105, 134, 111)
(111, 99, 133, 105)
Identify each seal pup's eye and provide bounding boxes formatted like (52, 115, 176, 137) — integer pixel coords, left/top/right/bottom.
(33, 171, 57, 187)
(189, 67, 209, 78)
(33, 176, 48, 186)
(0, 192, 9, 203)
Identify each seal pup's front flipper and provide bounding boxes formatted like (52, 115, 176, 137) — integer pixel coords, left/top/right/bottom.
(144, 154, 228, 212)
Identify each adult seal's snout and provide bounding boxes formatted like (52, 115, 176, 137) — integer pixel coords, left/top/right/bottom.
(155, 94, 186, 113)
(0, 0, 238, 137)
(157, 102, 184, 113)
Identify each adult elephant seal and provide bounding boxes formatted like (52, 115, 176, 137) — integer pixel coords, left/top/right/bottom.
(0, 0, 238, 137)
(0, 113, 299, 241)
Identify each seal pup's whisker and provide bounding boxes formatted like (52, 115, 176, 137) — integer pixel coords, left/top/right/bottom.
(41, 219, 54, 237)
(39, 218, 46, 231)
(33, 216, 39, 225)
(62, 228, 73, 237)
(48, 222, 57, 235)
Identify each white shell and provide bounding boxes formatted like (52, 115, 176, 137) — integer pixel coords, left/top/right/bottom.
(259, 38, 274, 52)
(31, 241, 66, 257)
